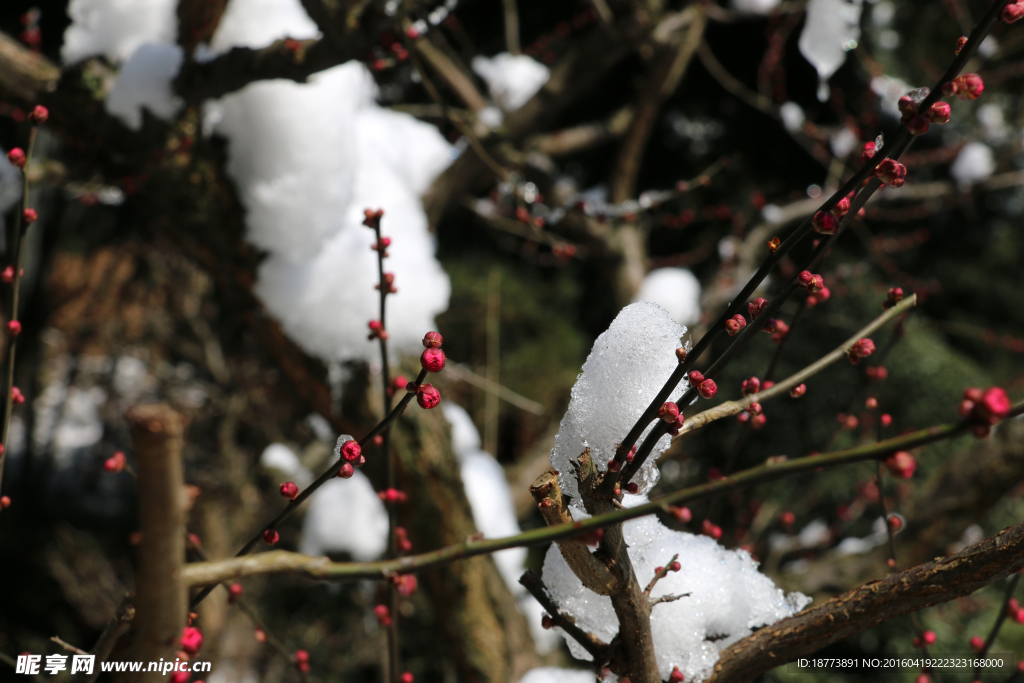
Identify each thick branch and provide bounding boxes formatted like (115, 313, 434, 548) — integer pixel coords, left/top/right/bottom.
(0, 31, 60, 103)
(708, 522, 1024, 683)
(125, 404, 189, 680)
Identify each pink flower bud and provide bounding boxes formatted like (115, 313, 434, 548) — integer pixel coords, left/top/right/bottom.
(969, 635, 984, 652)
(884, 451, 916, 478)
(887, 514, 903, 532)
(874, 159, 907, 188)
(7, 320, 21, 336)
(10, 386, 24, 404)
(922, 630, 936, 645)
(417, 383, 441, 409)
(741, 377, 761, 396)
(812, 211, 837, 235)
(669, 667, 685, 683)
(701, 519, 722, 539)
(22, 208, 37, 224)
(797, 270, 814, 288)
(658, 401, 680, 423)
(748, 297, 769, 319)
(338, 463, 354, 478)
(780, 511, 795, 526)
(885, 287, 904, 308)
(927, 101, 951, 123)
(848, 338, 876, 364)
(675, 346, 687, 363)
(279, 482, 299, 500)
(422, 330, 443, 348)
(941, 80, 959, 96)
(747, 402, 762, 415)
(362, 208, 384, 228)
(789, 383, 806, 398)
(955, 73, 984, 100)
(955, 36, 968, 53)
(670, 505, 692, 523)
(375, 604, 392, 627)
(400, 672, 415, 683)
(0, 495, 9, 508)
(861, 141, 877, 163)
(6, 148, 25, 168)
(420, 347, 446, 372)
(607, 458, 621, 472)
(0, 267, 11, 284)
(263, 529, 279, 545)
(228, 583, 243, 604)
(771, 319, 789, 343)
(831, 196, 850, 218)
(907, 115, 930, 135)
(340, 440, 362, 462)
(394, 574, 418, 597)
(898, 95, 918, 115)
(698, 379, 717, 399)
(103, 451, 126, 472)
(725, 314, 746, 336)
(688, 370, 705, 386)
(880, 413, 892, 426)
(29, 105, 48, 125)
(751, 413, 767, 429)
(625, 482, 639, 494)
(177, 626, 204, 657)
(395, 526, 413, 552)
(973, 387, 1011, 424)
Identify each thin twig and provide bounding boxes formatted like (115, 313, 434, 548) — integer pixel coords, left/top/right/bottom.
(50, 637, 89, 656)
(975, 573, 1022, 681)
(519, 570, 608, 660)
(650, 593, 689, 607)
(642, 554, 679, 596)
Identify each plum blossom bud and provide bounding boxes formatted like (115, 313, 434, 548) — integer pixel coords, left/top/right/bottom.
(10, 387, 24, 404)
(797, 270, 814, 288)
(748, 297, 769, 319)
(831, 197, 850, 218)
(927, 101, 951, 123)
(698, 379, 717, 399)
(395, 526, 413, 552)
(861, 141, 877, 163)
(670, 505, 692, 523)
(884, 451, 917, 478)
(400, 672, 414, 683)
(688, 370, 705, 386)
(6, 148, 25, 168)
(394, 574, 418, 597)
(973, 387, 1011, 425)
(670, 667, 685, 683)
(22, 208, 37, 224)
(337, 463, 354, 478)
(789, 383, 806, 398)
(771, 319, 789, 343)
(898, 95, 918, 115)
(103, 451, 126, 472)
(955, 73, 984, 100)
(362, 208, 384, 228)
(874, 159, 907, 188)
(955, 36, 968, 53)
(812, 211, 837, 235)
(806, 286, 830, 307)
(866, 365, 888, 381)
(7, 320, 21, 336)
(922, 630, 936, 645)
(768, 236, 781, 253)
(541, 615, 554, 629)
(675, 346, 687, 363)
(848, 338, 876, 364)
(761, 318, 778, 333)
(263, 529, 280, 545)
(780, 511, 795, 526)
(338, 439, 362, 462)
(747, 402, 762, 415)
(374, 604, 392, 627)
(607, 458, 621, 472)
(725, 314, 746, 336)
(907, 115, 930, 135)
(883, 287, 904, 309)
(181, 626, 204, 656)
(420, 347, 446, 372)
(969, 635, 984, 652)
(1004, 2, 1024, 22)
(658, 402, 680, 423)
(279, 482, 299, 500)
(417, 383, 441, 409)
(887, 514, 903, 532)
(228, 583, 243, 604)
(29, 105, 48, 125)
(701, 519, 722, 539)
(741, 377, 761, 396)
(1, 267, 13, 283)
(880, 413, 892, 426)
(422, 331, 443, 348)
(625, 482, 639, 494)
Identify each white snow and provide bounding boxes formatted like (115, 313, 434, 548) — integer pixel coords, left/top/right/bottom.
(779, 102, 805, 133)
(471, 53, 550, 111)
(210, 0, 319, 52)
(211, 60, 453, 363)
(830, 127, 859, 158)
(442, 402, 482, 461)
(870, 75, 912, 118)
(259, 442, 314, 488)
(0, 149, 20, 216)
(518, 668, 595, 683)
(299, 471, 389, 560)
(542, 514, 810, 681)
(550, 302, 688, 503)
(634, 268, 702, 327)
(731, 0, 781, 14)
(950, 142, 995, 186)
(105, 43, 184, 129)
(798, 0, 863, 101)
(62, 0, 176, 64)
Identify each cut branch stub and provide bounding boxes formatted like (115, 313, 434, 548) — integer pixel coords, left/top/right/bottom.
(530, 470, 623, 595)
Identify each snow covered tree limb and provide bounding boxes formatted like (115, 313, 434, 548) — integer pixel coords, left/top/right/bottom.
(707, 521, 1024, 683)
(182, 400, 1024, 588)
(125, 403, 189, 681)
(519, 570, 610, 660)
(675, 294, 917, 438)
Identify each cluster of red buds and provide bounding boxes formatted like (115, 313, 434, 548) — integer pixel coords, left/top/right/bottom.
(942, 73, 984, 100)
(796, 270, 830, 306)
(847, 338, 876, 364)
(378, 488, 409, 504)
(958, 386, 1011, 437)
(1007, 598, 1024, 624)
(897, 88, 953, 135)
(654, 561, 682, 574)
(335, 437, 364, 479)
(263, 529, 280, 545)
(372, 236, 391, 255)
(882, 286, 904, 309)
(103, 450, 126, 472)
(812, 192, 853, 236)
(884, 450, 917, 479)
(181, 626, 204, 657)
(407, 331, 445, 408)
(362, 208, 384, 229)
(724, 314, 746, 336)
(391, 573, 418, 597)
(395, 526, 413, 552)
(657, 401, 684, 436)
(375, 604, 392, 627)
(747, 298, 777, 332)
(367, 319, 388, 341)
(294, 650, 310, 673)
(688, 371, 717, 399)
(740, 377, 760, 396)
(701, 519, 722, 539)
(873, 158, 908, 189)
(1003, 0, 1024, 22)
(912, 630, 937, 648)
(375, 272, 397, 294)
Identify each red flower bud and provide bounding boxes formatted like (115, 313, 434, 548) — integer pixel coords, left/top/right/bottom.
(741, 377, 761, 396)
(747, 402, 762, 415)
(541, 615, 554, 629)
(394, 574, 418, 597)
(263, 529, 280, 545)
(789, 383, 806, 398)
(698, 379, 717, 399)
(10, 387, 24, 404)
(880, 413, 892, 426)
(374, 604, 392, 627)
(395, 526, 413, 552)
(780, 511, 795, 526)
(848, 338, 876, 364)
(416, 383, 441, 409)
(6, 148, 26, 168)
(228, 583, 243, 604)
(973, 387, 1011, 424)
(422, 330, 443, 348)
(625, 482, 639, 494)
(7, 320, 21, 336)
(887, 514, 903, 532)
(607, 458, 621, 472)
(955, 36, 968, 53)
(669, 667, 685, 683)
(670, 505, 692, 523)
(295, 650, 310, 664)
(884, 451, 916, 479)
(420, 347, 446, 372)
(922, 630, 936, 645)
(103, 451, 126, 473)
(658, 401, 680, 423)
(831, 196, 850, 218)
(969, 635, 984, 652)
(955, 73, 984, 100)
(337, 462, 354, 478)
(907, 115, 930, 135)
(400, 673, 414, 683)
(797, 270, 814, 288)
(812, 211, 837, 234)
(675, 346, 687, 363)
(688, 370, 705, 386)
(280, 482, 299, 500)
(701, 519, 722, 539)
(898, 94, 918, 115)
(1004, 1, 1024, 21)
(340, 439, 362, 462)
(725, 314, 746, 336)
(363, 208, 384, 228)
(927, 101, 951, 124)
(29, 105, 48, 125)
(748, 297, 769, 319)
(180, 626, 204, 656)
(1, 267, 12, 283)
(861, 141, 877, 163)
(874, 159, 907, 188)
(22, 208, 37, 224)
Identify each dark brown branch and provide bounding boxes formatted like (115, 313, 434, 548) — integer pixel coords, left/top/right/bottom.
(0, 31, 60, 103)
(125, 404, 189, 680)
(81, 596, 135, 683)
(708, 522, 1024, 683)
(519, 570, 609, 660)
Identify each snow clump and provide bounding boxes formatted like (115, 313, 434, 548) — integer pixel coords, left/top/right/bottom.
(634, 268, 702, 327)
(472, 53, 550, 111)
